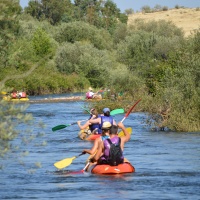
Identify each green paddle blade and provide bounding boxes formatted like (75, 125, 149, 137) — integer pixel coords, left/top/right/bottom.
(110, 108, 124, 116)
(52, 124, 70, 132)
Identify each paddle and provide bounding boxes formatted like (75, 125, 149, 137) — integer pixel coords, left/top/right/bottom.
(54, 127, 132, 170)
(52, 108, 124, 132)
(110, 108, 124, 116)
(121, 99, 142, 123)
(52, 120, 87, 132)
(54, 153, 85, 169)
(76, 101, 90, 114)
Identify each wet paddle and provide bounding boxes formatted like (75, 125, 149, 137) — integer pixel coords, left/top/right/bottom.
(121, 99, 142, 122)
(52, 120, 87, 132)
(110, 108, 124, 116)
(54, 153, 85, 169)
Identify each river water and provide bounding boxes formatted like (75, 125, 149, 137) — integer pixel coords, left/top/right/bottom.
(0, 94, 200, 200)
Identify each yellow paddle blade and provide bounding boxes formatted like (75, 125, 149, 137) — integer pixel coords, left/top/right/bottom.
(54, 156, 76, 169)
(118, 127, 132, 137)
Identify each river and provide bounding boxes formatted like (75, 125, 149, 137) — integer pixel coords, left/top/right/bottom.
(0, 93, 200, 200)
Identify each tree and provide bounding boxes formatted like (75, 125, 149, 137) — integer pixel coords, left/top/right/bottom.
(25, 0, 73, 25)
(124, 8, 134, 15)
(0, 0, 22, 68)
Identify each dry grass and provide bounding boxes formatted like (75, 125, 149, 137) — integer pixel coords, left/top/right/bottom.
(128, 8, 200, 37)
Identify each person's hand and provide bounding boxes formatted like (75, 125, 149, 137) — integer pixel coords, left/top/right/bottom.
(77, 121, 81, 125)
(82, 150, 86, 154)
(89, 157, 96, 163)
(117, 121, 124, 129)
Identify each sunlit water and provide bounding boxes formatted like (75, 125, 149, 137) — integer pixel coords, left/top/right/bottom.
(0, 94, 200, 200)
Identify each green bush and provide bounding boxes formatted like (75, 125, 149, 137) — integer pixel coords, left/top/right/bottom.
(54, 21, 113, 50)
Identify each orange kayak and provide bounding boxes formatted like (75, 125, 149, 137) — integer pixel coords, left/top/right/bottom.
(78, 127, 132, 141)
(87, 162, 135, 175)
(78, 129, 101, 141)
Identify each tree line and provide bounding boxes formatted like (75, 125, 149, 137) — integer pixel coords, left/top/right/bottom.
(0, 0, 199, 136)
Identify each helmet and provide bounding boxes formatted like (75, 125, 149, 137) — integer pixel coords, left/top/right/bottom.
(102, 122, 112, 130)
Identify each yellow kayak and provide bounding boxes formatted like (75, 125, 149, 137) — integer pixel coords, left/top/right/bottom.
(2, 96, 29, 102)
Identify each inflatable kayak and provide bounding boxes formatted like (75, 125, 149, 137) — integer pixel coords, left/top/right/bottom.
(87, 162, 135, 175)
(3, 96, 29, 102)
(78, 129, 101, 141)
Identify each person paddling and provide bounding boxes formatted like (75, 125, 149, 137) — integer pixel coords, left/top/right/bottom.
(89, 107, 117, 128)
(87, 122, 130, 170)
(85, 87, 101, 99)
(77, 108, 102, 137)
(82, 121, 112, 156)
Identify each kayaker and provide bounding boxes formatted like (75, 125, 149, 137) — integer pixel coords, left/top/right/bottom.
(77, 108, 102, 135)
(82, 121, 112, 156)
(85, 87, 101, 99)
(90, 122, 130, 165)
(89, 107, 117, 128)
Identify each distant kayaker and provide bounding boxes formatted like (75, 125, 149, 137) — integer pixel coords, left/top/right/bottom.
(90, 122, 131, 165)
(85, 87, 102, 99)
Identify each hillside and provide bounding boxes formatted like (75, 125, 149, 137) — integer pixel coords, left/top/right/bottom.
(128, 8, 200, 37)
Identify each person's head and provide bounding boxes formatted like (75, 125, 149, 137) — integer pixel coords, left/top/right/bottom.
(89, 87, 93, 91)
(90, 108, 98, 117)
(110, 125, 118, 135)
(103, 108, 110, 117)
(101, 121, 111, 135)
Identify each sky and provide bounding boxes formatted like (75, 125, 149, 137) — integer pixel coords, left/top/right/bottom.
(20, 0, 200, 12)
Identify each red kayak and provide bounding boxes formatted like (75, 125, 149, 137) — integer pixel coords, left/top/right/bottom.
(87, 162, 135, 175)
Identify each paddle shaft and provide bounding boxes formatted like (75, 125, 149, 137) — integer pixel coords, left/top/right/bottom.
(76, 101, 90, 114)
(121, 99, 142, 122)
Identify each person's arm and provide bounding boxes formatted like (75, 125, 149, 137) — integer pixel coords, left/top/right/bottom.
(113, 119, 117, 125)
(82, 138, 99, 155)
(89, 117, 100, 124)
(77, 120, 90, 130)
(92, 140, 104, 162)
(117, 121, 130, 142)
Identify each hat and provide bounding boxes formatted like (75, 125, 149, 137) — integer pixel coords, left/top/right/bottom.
(89, 87, 93, 91)
(102, 122, 112, 130)
(103, 108, 110, 113)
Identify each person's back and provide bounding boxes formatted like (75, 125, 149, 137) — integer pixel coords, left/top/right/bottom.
(98, 125, 123, 165)
(82, 121, 111, 156)
(92, 122, 130, 165)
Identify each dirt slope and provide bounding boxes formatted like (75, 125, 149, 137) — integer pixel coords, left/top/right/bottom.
(128, 8, 200, 37)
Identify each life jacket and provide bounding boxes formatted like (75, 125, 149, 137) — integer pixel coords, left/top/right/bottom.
(21, 92, 27, 98)
(12, 92, 17, 98)
(100, 116, 113, 129)
(89, 114, 102, 134)
(99, 136, 124, 166)
(86, 92, 94, 99)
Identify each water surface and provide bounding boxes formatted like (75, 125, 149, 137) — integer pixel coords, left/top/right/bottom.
(0, 95, 199, 200)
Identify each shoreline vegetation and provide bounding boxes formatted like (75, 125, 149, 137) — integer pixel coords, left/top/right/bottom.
(1, 1, 200, 133)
